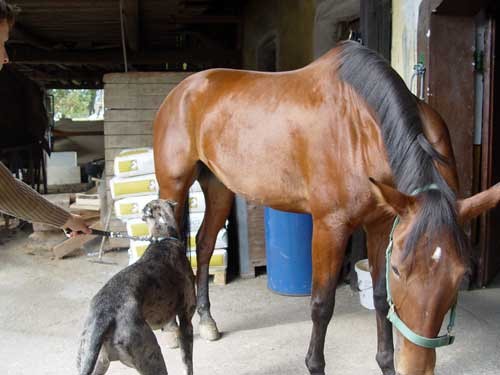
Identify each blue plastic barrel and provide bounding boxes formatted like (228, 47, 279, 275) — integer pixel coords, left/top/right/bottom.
(264, 208, 313, 296)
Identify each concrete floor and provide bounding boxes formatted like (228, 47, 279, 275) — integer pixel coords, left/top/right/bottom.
(1, 229, 500, 375)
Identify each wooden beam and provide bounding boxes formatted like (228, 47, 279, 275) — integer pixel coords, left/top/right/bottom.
(16, 68, 104, 83)
(10, 23, 56, 51)
(9, 47, 239, 66)
(167, 15, 242, 24)
(122, 0, 140, 52)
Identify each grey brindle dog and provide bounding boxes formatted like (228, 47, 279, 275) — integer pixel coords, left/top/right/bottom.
(77, 199, 196, 375)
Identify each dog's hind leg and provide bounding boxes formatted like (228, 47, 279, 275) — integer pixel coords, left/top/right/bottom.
(178, 299, 196, 375)
(162, 318, 180, 349)
(122, 322, 168, 375)
(90, 350, 110, 375)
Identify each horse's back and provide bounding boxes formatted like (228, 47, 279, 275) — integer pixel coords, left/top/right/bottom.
(153, 45, 387, 215)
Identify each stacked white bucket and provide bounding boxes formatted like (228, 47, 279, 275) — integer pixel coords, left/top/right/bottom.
(109, 147, 228, 272)
(187, 183, 228, 273)
(109, 148, 158, 264)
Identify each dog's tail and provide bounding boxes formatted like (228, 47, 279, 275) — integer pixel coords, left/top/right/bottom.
(76, 312, 113, 375)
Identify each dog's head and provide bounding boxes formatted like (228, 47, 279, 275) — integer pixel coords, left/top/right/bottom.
(142, 199, 179, 238)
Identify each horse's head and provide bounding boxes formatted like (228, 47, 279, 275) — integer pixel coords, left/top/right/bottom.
(370, 179, 500, 375)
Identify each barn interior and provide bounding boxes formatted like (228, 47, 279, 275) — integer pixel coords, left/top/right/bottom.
(1, 1, 500, 374)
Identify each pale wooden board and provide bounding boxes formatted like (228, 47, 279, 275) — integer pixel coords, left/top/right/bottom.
(104, 109, 158, 122)
(105, 95, 166, 110)
(104, 72, 191, 84)
(52, 220, 100, 259)
(193, 266, 227, 286)
(104, 83, 178, 95)
(246, 203, 266, 268)
(104, 121, 153, 135)
(105, 148, 130, 163)
(104, 134, 153, 149)
(53, 233, 97, 259)
(70, 203, 100, 211)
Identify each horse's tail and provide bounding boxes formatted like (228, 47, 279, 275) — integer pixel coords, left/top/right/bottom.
(76, 312, 113, 375)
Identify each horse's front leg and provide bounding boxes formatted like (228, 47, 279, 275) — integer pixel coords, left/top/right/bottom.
(305, 217, 351, 375)
(366, 222, 396, 375)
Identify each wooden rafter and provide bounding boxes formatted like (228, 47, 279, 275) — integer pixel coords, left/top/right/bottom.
(10, 47, 239, 66)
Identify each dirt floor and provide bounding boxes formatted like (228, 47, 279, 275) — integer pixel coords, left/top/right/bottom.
(1, 228, 500, 375)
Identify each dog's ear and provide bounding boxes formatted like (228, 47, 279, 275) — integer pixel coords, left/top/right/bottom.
(161, 199, 178, 210)
(142, 202, 155, 222)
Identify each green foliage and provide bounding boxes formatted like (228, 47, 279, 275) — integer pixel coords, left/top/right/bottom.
(50, 89, 100, 120)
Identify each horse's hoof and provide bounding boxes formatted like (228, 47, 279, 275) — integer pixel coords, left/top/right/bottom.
(199, 320, 221, 341)
(163, 328, 180, 349)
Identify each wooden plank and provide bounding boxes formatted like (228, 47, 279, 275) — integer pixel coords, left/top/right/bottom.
(246, 202, 266, 270)
(105, 94, 167, 110)
(193, 266, 227, 285)
(105, 83, 178, 96)
(53, 233, 97, 259)
(104, 72, 192, 84)
(104, 121, 153, 135)
(105, 148, 126, 162)
(52, 220, 100, 259)
(11, 47, 238, 66)
(479, 17, 500, 286)
(104, 109, 158, 122)
(105, 134, 153, 149)
(428, 15, 475, 199)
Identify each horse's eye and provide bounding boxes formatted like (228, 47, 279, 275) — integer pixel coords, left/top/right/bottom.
(391, 265, 400, 277)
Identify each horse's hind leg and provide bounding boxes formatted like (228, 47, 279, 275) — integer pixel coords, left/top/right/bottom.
(195, 168, 234, 341)
(305, 215, 351, 375)
(366, 221, 396, 375)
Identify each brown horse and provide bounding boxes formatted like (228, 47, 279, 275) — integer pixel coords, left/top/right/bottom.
(153, 41, 500, 375)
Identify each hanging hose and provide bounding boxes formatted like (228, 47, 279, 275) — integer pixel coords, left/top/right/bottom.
(411, 62, 426, 99)
(119, 0, 129, 73)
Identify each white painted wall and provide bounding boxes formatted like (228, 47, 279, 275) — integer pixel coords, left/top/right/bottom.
(391, 0, 423, 92)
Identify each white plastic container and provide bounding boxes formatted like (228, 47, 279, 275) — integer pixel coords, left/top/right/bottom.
(189, 212, 204, 233)
(46, 151, 77, 167)
(188, 191, 205, 212)
(114, 195, 158, 219)
(188, 228, 228, 250)
(354, 259, 375, 310)
(189, 181, 202, 192)
(114, 148, 154, 178)
(109, 174, 159, 200)
(128, 240, 151, 265)
(126, 218, 150, 237)
(187, 248, 227, 268)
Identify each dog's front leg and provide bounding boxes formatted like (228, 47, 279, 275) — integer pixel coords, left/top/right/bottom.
(162, 318, 180, 349)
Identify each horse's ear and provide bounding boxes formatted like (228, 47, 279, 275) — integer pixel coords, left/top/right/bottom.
(368, 178, 414, 216)
(457, 183, 500, 223)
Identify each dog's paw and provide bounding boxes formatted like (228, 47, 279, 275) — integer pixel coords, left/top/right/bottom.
(163, 329, 180, 349)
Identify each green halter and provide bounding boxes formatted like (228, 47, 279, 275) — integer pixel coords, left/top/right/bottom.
(385, 184, 457, 349)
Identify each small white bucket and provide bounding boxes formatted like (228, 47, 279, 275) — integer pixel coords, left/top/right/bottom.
(354, 259, 375, 310)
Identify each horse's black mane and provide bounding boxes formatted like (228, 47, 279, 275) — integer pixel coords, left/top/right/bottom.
(337, 41, 467, 260)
